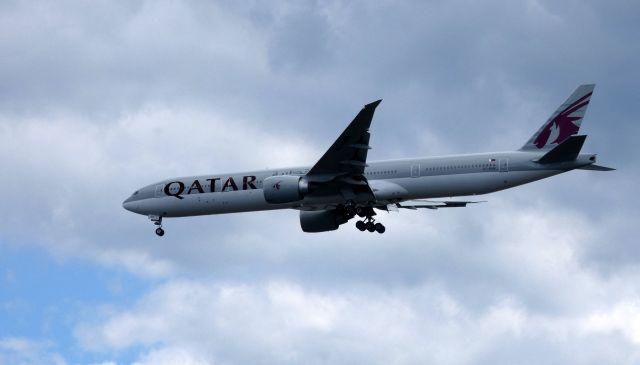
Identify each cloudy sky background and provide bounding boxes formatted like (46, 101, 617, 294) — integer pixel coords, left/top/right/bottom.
(1, 0, 638, 364)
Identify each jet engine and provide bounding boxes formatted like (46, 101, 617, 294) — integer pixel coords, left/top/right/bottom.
(263, 175, 309, 204)
(299, 210, 349, 233)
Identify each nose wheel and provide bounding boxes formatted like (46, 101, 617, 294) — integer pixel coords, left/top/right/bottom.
(149, 215, 165, 237)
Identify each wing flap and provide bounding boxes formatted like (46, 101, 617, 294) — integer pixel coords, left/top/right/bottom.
(394, 200, 486, 210)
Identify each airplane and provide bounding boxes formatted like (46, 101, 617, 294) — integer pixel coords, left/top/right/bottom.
(123, 84, 613, 236)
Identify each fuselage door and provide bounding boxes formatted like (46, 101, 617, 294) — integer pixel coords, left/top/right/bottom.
(499, 158, 509, 172)
(411, 164, 421, 178)
(155, 184, 164, 198)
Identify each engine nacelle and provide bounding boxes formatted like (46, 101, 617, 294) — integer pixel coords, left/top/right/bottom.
(263, 175, 309, 204)
(299, 210, 349, 233)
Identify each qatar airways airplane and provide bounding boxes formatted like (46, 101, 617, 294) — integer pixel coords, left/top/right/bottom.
(123, 84, 613, 236)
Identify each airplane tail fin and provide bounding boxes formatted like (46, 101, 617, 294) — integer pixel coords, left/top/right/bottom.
(520, 84, 595, 151)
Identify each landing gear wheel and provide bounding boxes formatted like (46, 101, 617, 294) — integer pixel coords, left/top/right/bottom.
(149, 215, 165, 237)
(366, 221, 375, 232)
(356, 220, 366, 231)
(374, 223, 386, 234)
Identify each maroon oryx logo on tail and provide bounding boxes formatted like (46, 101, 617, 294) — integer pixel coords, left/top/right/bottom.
(534, 91, 592, 149)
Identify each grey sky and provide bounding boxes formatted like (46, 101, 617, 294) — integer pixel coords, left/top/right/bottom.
(1, 1, 639, 364)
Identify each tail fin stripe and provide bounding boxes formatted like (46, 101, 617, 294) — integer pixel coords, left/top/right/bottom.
(565, 92, 593, 111)
(562, 93, 592, 116)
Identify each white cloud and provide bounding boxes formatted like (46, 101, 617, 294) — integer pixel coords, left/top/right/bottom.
(132, 347, 209, 365)
(0, 338, 67, 365)
(582, 301, 640, 345)
(75, 276, 640, 365)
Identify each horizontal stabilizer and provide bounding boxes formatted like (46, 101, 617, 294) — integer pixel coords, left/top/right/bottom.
(537, 135, 586, 164)
(577, 164, 616, 171)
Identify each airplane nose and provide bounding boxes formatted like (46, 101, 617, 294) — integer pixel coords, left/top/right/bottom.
(123, 196, 136, 212)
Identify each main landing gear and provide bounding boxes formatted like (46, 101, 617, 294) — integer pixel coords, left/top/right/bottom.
(337, 203, 386, 234)
(353, 206, 385, 234)
(355, 217, 386, 234)
(149, 215, 165, 237)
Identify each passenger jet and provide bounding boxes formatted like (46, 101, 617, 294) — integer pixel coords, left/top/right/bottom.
(123, 85, 613, 236)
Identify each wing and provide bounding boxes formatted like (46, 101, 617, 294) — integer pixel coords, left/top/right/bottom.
(305, 100, 382, 202)
(308, 100, 381, 177)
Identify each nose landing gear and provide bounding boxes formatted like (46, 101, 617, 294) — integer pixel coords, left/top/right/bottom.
(149, 215, 165, 237)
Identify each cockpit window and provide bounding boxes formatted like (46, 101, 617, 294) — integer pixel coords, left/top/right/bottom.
(133, 191, 139, 195)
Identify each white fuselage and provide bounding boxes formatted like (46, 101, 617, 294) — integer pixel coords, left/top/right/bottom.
(122, 151, 594, 218)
